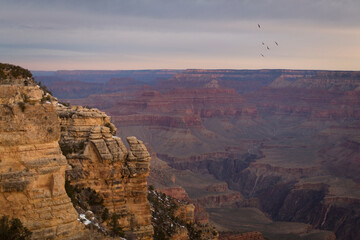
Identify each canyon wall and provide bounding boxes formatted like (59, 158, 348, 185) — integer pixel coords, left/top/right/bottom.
(0, 79, 84, 239)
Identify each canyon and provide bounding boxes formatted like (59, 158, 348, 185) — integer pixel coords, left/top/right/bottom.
(1, 64, 214, 240)
(38, 69, 360, 240)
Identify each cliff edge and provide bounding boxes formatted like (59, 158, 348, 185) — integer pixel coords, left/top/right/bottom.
(0, 64, 85, 239)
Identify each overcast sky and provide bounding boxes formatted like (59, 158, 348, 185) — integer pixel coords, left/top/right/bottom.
(1, 0, 360, 70)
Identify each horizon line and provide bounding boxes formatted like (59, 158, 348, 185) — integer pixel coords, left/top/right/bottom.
(31, 68, 360, 72)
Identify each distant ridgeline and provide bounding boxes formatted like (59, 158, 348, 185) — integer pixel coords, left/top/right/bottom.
(0, 63, 34, 85)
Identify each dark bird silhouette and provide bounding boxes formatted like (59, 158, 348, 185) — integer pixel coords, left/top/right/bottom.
(267, 46, 270, 50)
(275, 41, 279, 46)
(260, 54, 264, 57)
(262, 42, 265, 45)
(258, 24, 261, 28)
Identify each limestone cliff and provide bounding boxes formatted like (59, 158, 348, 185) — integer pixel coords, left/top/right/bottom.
(56, 105, 153, 239)
(0, 69, 84, 239)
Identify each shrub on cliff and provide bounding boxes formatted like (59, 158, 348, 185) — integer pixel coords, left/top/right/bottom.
(101, 208, 110, 222)
(17, 102, 26, 112)
(0, 215, 32, 240)
(148, 186, 218, 240)
(108, 213, 125, 238)
(65, 180, 106, 217)
(65, 179, 77, 206)
(147, 186, 184, 239)
(37, 81, 53, 96)
(0, 63, 33, 81)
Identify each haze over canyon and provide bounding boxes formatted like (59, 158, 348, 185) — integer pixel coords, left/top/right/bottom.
(33, 68, 360, 240)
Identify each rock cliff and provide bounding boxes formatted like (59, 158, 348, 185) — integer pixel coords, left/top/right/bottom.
(0, 67, 84, 239)
(56, 105, 153, 239)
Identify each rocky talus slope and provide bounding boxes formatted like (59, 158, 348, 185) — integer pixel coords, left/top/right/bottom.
(0, 73, 85, 239)
(56, 105, 153, 239)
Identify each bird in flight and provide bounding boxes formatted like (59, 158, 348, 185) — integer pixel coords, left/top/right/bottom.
(275, 41, 279, 46)
(260, 54, 264, 57)
(267, 46, 270, 50)
(262, 42, 265, 45)
(258, 24, 261, 28)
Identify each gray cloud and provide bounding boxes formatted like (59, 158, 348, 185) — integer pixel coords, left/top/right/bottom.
(2, 0, 360, 29)
(0, 0, 359, 70)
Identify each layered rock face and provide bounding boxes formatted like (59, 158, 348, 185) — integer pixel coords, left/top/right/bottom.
(0, 79, 84, 239)
(56, 105, 153, 239)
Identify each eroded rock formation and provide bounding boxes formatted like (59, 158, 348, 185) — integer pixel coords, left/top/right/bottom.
(56, 105, 153, 239)
(0, 76, 84, 239)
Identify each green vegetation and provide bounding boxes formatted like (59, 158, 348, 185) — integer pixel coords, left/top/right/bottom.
(148, 186, 214, 240)
(0, 63, 33, 81)
(60, 141, 86, 156)
(58, 110, 75, 119)
(65, 180, 105, 213)
(22, 94, 29, 103)
(64, 179, 108, 223)
(41, 95, 51, 103)
(108, 213, 125, 238)
(0, 215, 32, 240)
(147, 187, 180, 240)
(65, 179, 77, 206)
(186, 223, 202, 240)
(17, 102, 26, 113)
(64, 180, 127, 237)
(87, 188, 104, 206)
(101, 208, 110, 222)
(36, 81, 53, 96)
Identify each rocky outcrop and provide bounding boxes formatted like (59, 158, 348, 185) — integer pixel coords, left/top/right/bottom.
(159, 187, 191, 202)
(57, 105, 153, 239)
(174, 203, 195, 225)
(148, 188, 218, 240)
(0, 76, 84, 239)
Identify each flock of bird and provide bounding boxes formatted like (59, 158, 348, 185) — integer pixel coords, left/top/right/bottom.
(258, 24, 278, 57)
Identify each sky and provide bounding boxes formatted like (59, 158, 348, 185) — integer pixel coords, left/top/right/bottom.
(0, 0, 360, 71)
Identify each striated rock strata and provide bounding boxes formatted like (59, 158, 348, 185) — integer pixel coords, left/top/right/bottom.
(56, 105, 153, 239)
(0, 78, 84, 239)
